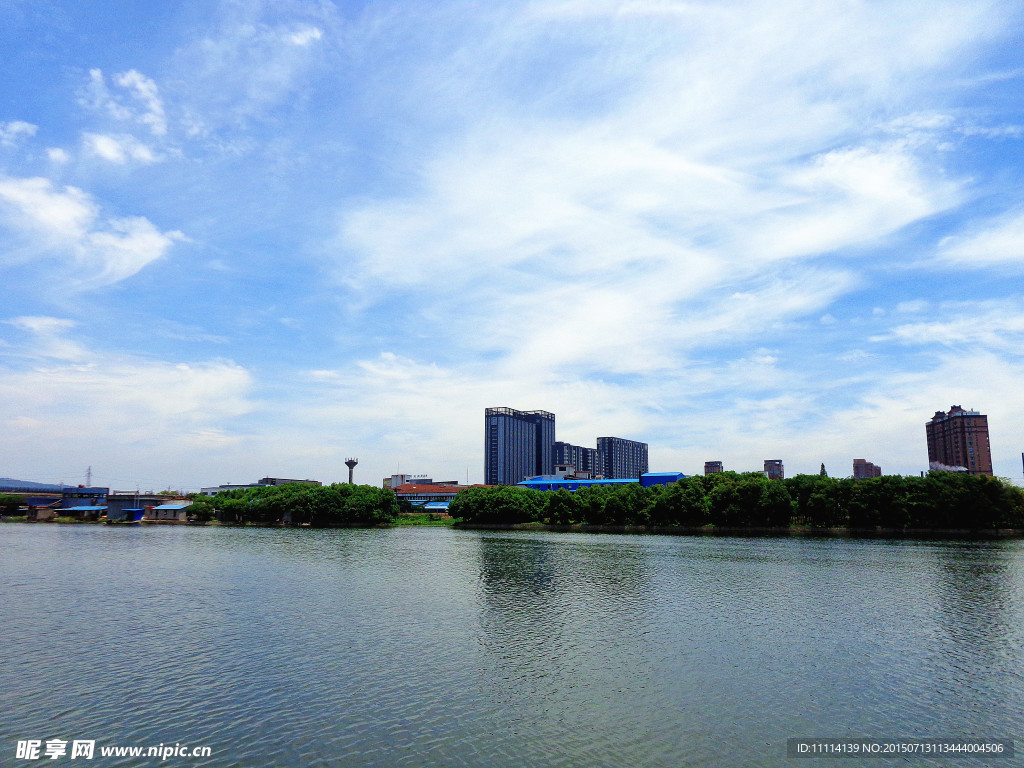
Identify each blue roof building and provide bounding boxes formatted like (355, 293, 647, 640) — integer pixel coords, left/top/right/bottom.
(518, 472, 684, 492)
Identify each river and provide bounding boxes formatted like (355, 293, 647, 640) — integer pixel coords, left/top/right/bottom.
(2, 524, 1022, 766)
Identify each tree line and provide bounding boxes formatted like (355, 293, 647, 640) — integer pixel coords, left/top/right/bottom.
(190, 483, 401, 526)
(447, 471, 1024, 531)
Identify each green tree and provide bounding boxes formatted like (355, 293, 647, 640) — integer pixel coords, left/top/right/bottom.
(188, 498, 216, 522)
(546, 489, 581, 525)
(448, 486, 544, 524)
(0, 493, 24, 515)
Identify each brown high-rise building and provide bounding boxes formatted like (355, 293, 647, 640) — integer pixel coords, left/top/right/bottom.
(852, 459, 882, 479)
(925, 405, 993, 476)
(764, 459, 784, 480)
(704, 461, 724, 475)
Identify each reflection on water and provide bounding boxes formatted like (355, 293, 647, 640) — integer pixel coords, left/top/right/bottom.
(1, 525, 1022, 767)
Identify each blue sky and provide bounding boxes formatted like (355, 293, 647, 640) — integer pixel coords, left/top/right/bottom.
(1, 0, 1023, 491)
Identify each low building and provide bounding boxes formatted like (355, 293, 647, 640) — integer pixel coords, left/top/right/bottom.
(640, 472, 685, 487)
(61, 486, 109, 509)
(61, 505, 106, 521)
(392, 483, 490, 509)
(148, 503, 191, 521)
(518, 472, 685, 492)
(107, 507, 145, 523)
(27, 507, 59, 522)
(107, 492, 182, 518)
(200, 477, 321, 496)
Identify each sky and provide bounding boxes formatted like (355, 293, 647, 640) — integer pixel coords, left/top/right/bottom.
(1, 0, 1023, 492)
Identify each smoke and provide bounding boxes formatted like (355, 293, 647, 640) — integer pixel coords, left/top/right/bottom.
(929, 461, 968, 473)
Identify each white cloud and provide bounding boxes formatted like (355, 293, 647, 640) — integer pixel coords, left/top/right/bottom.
(936, 209, 1024, 266)
(5, 316, 86, 361)
(46, 147, 69, 163)
(745, 145, 958, 261)
(874, 300, 1024, 351)
(0, 316, 256, 485)
(335, 0, 983, 370)
(170, 7, 336, 130)
(0, 176, 184, 288)
(83, 133, 160, 164)
(0, 120, 37, 147)
(0, 356, 254, 460)
(113, 70, 167, 136)
(81, 68, 167, 136)
(287, 25, 323, 46)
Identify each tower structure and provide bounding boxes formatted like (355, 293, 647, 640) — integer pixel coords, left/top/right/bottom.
(484, 408, 556, 485)
(345, 458, 358, 484)
(926, 405, 992, 476)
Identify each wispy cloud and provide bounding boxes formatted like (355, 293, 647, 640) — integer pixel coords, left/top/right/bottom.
(81, 68, 167, 136)
(0, 176, 184, 288)
(936, 208, 1024, 266)
(169, 5, 336, 133)
(874, 300, 1024, 351)
(0, 120, 37, 147)
(83, 132, 160, 164)
(0, 319, 255, 483)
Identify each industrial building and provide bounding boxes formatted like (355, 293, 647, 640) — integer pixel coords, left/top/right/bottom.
(518, 471, 684, 492)
(200, 477, 322, 496)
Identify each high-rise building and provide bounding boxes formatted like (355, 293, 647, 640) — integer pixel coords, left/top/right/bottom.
(704, 461, 724, 475)
(554, 441, 598, 474)
(484, 407, 556, 485)
(764, 459, 784, 480)
(852, 459, 882, 479)
(926, 405, 993, 476)
(597, 436, 649, 479)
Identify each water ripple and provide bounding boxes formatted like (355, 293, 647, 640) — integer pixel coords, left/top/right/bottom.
(1, 526, 1022, 767)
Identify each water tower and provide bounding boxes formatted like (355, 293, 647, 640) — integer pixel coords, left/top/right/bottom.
(345, 458, 358, 484)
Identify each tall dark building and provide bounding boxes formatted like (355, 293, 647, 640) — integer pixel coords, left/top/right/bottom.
(554, 441, 598, 473)
(484, 407, 556, 485)
(764, 459, 784, 480)
(926, 405, 993, 476)
(597, 436, 649, 479)
(704, 461, 724, 475)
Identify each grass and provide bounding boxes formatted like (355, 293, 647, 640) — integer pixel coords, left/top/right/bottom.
(394, 513, 456, 527)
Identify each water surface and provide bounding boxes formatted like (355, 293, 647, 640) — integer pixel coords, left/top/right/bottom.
(2, 525, 1022, 766)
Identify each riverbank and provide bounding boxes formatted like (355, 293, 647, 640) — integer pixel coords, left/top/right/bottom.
(455, 521, 1024, 539)
(4, 514, 1022, 538)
